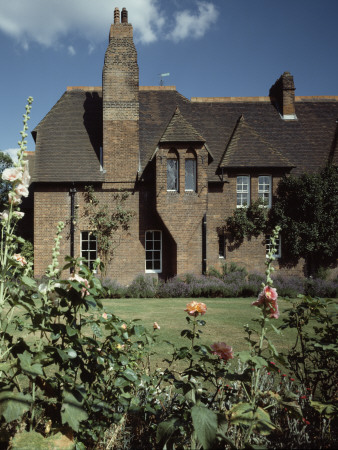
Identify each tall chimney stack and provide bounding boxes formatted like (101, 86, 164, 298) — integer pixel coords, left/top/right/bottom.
(269, 72, 297, 120)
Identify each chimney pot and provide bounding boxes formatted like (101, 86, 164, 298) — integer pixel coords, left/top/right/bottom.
(121, 8, 128, 23)
(114, 7, 120, 24)
(269, 72, 296, 120)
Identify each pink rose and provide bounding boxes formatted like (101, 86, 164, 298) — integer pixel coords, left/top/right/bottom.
(211, 342, 234, 362)
(102, 312, 108, 320)
(15, 184, 29, 198)
(2, 167, 23, 182)
(184, 301, 207, 317)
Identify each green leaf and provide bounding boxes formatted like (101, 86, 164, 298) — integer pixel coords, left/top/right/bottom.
(191, 405, 218, 449)
(66, 325, 77, 337)
(123, 368, 138, 382)
(310, 400, 337, 417)
(20, 276, 37, 288)
(229, 402, 254, 426)
(18, 351, 44, 379)
(156, 417, 178, 447)
(0, 390, 32, 422)
(61, 389, 88, 432)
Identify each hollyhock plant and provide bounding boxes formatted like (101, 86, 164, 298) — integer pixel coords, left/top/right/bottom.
(184, 301, 207, 317)
(68, 273, 90, 298)
(211, 342, 234, 362)
(8, 191, 22, 205)
(2, 167, 23, 183)
(14, 184, 29, 198)
(13, 253, 27, 266)
(252, 285, 279, 319)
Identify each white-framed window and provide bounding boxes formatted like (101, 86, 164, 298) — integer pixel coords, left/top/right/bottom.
(81, 231, 97, 269)
(266, 234, 281, 258)
(145, 230, 162, 273)
(237, 175, 250, 207)
(258, 175, 272, 208)
(218, 234, 226, 258)
(167, 150, 179, 191)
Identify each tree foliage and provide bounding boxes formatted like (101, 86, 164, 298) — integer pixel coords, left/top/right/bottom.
(270, 166, 338, 275)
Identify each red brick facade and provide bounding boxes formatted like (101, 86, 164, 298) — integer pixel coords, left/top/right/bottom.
(31, 8, 336, 284)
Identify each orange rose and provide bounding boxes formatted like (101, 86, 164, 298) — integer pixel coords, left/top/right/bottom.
(184, 301, 207, 317)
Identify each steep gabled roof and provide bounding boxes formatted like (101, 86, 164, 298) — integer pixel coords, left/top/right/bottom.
(32, 88, 104, 183)
(220, 115, 293, 168)
(160, 106, 205, 143)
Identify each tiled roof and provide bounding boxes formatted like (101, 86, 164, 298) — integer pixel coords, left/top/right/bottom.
(32, 89, 104, 182)
(219, 115, 294, 168)
(32, 87, 338, 182)
(159, 106, 205, 143)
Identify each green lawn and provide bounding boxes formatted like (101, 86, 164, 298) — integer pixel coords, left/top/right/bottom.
(102, 297, 298, 369)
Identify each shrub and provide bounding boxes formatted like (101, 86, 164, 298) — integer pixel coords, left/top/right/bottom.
(272, 275, 305, 298)
(157, 276, 192, 298)
(305, 277, 338, 298)
(126, 274, 157, 298)
(101, 277, 126, 298)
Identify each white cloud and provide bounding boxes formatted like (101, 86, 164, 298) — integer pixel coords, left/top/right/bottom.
(68, 45, 76, 56)
(2, 148, 19, 163)
(0, 0, 218, 50)
(168, 2, 219, 42)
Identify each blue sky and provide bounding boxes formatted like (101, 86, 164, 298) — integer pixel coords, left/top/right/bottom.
(0, 0, 337, 159)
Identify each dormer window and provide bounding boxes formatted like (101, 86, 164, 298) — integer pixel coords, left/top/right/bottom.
(167, 149, 179, 191)
(185, 149, 197, 192)
(237, 175, 250, 207)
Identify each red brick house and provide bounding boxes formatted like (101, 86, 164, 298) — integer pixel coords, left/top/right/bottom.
(30, 7, 338, 284)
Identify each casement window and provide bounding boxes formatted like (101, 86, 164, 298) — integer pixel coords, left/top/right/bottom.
(167, 150, 179, 191)
(218, 233, 226, 259)
(266, 234, 281, 258)
(81, 231, 97, 269)
(237, 176, 250, 207)
(145, 230, 162, 273)
(258, 176, 272, 208)
(185, 149, 197, 191)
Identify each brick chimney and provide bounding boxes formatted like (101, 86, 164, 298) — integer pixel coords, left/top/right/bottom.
(103, 7, 139, 183)
(269, 72, 297, 120)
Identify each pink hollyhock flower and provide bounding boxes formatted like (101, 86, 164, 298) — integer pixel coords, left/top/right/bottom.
(13, 253, 27, 266)
(252, 285, 279, 319)
(0, 210, 9, 221)
(22, 161, 31, 187)
(13, 211, 25, 219)
(68, 273, 90, 297)
(153, 321, 160, 330)
(15, 184, 29, 198)
(8, 191, 22, 205)
(184, 301, 207, 317)
(211, 342, 234, 362)
(2, 167, 23, 182)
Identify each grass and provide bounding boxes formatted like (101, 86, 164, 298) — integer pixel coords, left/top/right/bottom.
(102, 297, 299, 369)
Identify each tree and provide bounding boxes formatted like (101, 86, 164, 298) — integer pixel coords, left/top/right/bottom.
(270, 165, 338, 276)
(0, 151, 13, 210)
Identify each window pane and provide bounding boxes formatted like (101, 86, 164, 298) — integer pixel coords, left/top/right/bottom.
(81, 231, 97, 269)
(237, 176, 250, 207)
(145, 230, 162, 272)
(185, 159, 196, 191)
(258, 176, 271, 207)
(167, 159, 178, 190)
